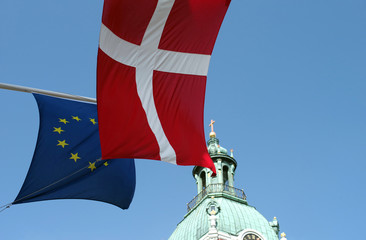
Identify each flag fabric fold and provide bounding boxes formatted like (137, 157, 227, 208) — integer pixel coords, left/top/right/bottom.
(97, 0, 231, 174)
(14, 94, 136, 210)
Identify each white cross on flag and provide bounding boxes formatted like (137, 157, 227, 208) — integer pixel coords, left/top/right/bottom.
(97, 0, 230, 174)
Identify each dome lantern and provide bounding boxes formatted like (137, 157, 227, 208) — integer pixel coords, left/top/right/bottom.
(169, 121, 283, 240)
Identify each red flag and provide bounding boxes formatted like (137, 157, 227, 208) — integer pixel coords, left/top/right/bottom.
(97, 0, 230, 174)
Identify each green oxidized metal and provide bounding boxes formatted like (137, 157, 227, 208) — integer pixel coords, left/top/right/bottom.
(168, 131, 279, 240)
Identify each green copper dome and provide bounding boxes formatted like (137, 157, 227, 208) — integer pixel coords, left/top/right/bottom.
(169, 196, 279, 240)
(169, 123, 280, 240)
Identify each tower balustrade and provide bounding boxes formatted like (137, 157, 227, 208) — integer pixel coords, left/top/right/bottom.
(187, 183, 246, 212)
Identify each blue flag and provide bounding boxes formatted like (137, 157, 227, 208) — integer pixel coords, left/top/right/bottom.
(14, 94, 136, 210)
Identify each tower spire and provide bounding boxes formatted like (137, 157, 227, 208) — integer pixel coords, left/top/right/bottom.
(209, 119, 216, 138)
(170, 121, 282, 240)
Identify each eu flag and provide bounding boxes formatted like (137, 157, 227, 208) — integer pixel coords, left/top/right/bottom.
(13, 94, 135, 210)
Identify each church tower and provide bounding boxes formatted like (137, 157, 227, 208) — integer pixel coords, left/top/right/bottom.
(168, 121, 286, 240)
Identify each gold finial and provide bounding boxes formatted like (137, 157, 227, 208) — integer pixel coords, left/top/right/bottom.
(209, 119, 216, 138)
(230, 149, 234, 157)
(281, 232, 286, 238)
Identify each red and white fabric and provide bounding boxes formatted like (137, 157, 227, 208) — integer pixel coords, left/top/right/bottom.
(97, 0, 230, 173)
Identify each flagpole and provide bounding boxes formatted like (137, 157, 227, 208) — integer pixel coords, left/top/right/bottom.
(0, 82, 96, 103)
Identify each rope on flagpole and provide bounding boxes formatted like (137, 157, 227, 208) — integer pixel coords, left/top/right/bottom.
(0, 203, 12, 213)
(0, 158, 107, 213)
(12, 158, 104, 205)
(0, 82, 96, 103)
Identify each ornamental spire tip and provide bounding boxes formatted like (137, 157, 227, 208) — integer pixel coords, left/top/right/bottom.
(209, 119, 216, 138)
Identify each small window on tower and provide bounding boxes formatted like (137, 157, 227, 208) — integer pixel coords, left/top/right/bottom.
(206, 202, 220, 215)
(211, 205, 216, 212)
(223, 165, 229, 186)
(200, 171, 206, 190)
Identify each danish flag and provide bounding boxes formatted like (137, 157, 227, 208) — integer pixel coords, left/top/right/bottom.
(97, 0, 230, 173)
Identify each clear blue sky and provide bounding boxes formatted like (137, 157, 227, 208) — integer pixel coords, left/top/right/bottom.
(1, 0, 365, 239)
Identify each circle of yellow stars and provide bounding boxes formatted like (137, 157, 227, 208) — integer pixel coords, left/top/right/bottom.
(52, 116, 108, 171)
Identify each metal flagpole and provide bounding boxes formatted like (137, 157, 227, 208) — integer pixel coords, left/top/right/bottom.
(0, 82, 96, 103)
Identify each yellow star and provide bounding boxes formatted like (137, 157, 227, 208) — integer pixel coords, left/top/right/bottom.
(59, 118, 69, 124)
(104, 161, 109, 167)
(69, 153, 81, 162)
(53, 127, 64, 134)
(72, 116, 81, 121)
(57, 140, 69, 148)
(88, 162, 96, 172)
(89, 118, 97, 125)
